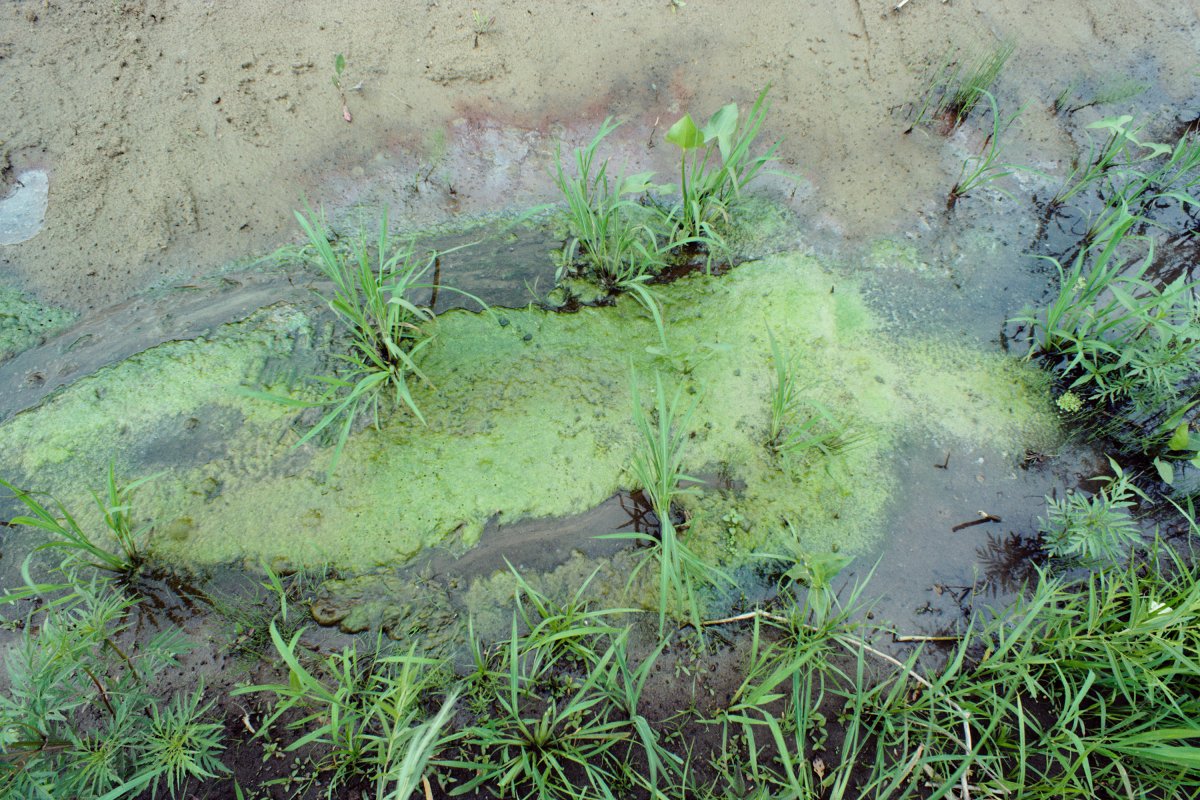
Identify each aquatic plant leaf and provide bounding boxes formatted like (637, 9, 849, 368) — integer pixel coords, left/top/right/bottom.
(617, 171, 657, 196)
(1155, 457, 1174, 485)
(1087, 115, 1134, 136)
(702, 102, 738, 160)
(1169, 423, 1190, 452)
(785, 551, 853, 590)
(666, 114, 703, 150)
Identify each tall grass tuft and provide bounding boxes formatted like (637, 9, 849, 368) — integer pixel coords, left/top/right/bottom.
(1, 464, 156, 577)
(294, 210, 434, 466)
(938, 544, 1200, 796)
(551, 118, 674, 344)
(254, 210, 483, 473)
(440, 577, 675, 800)
(907, 41, 1014, 131)
(604, 373, 728, 635)
(552, 118, 667, 289)
(234, 621, 452, 797)
(941, 41, 1014, 126)
(947, 92, 1029, 209)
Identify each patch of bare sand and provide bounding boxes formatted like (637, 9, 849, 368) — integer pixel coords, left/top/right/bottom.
(0, 1, 1196, 312)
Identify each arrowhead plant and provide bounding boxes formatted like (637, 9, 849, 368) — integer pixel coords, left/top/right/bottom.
(664, 86, 779, 241)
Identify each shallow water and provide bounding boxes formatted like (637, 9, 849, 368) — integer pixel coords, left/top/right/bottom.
(0, 170, 48, 245)
(2, 1, 1199, 652)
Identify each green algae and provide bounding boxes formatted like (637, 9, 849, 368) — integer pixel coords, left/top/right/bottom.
(0, 286, 75, 362)
(0, 305, 308, 480)
(0, 248, 1059, 575)
(720, 195, 807, 259)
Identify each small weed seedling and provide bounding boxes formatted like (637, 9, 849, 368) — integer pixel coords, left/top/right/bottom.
(947, 92, 1030, 209)
(907, 41, 1014, 132)
(471, 9, 495, 48)
(332, 53, 351, 122)
(1059, 77, 1149, 115)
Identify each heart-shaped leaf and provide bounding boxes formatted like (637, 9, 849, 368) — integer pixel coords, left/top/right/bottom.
(617, 171, 657, 195)
(702, 102, 738, 160)
(1169, 422, 1190, 452)
(1087, 114, 1134, 135)
(666, 114, 704, 150)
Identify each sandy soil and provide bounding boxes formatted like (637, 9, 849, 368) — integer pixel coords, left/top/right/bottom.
(1, 0, 1197, 313)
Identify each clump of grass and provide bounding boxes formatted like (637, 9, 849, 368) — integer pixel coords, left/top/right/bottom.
(766, 328, 798, 447)
(448, 625, 629, 800)
(1039, 459, 1144, 563)
(551, 88, 777, 343)
(234, 621, 455, 798)
(934, 544, 1200, 797)
(1051, 77, 1082, 115)
(551, 118, 671, 338)
(443, 575, 678, 800)
(294, 211, 434, 457)
(1012, 203, 1200, 455)
(0, 464, 157, 578)
(604, 373, 728, 634)
(257, 210, 481, 472)
(139, 686, 229, 799)
(705, 536, 1200, 798)
(907, 41, 1015, 132)
(942, 41, 1014, 125)
(628, 373, 700, 521)
(766, 331, 865, 471)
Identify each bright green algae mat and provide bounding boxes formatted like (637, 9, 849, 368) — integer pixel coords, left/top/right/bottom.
(0, 252, 1059, 570)
(0, 286, 75, 361)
